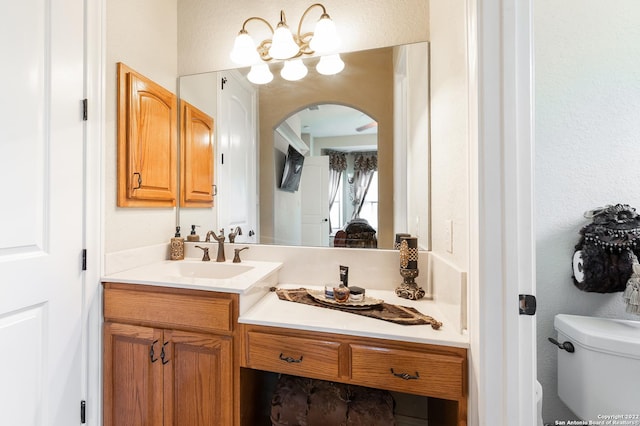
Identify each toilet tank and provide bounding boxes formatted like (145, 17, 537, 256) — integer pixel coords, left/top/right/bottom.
(554, 314, 640, 421)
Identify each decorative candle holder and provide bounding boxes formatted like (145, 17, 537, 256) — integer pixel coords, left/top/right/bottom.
(395, 236, 425, 300)
(394, 233, 411, 250)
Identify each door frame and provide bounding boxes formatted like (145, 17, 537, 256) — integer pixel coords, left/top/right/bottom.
(470, 0, 536, 425)
(84, 0, 105, 424)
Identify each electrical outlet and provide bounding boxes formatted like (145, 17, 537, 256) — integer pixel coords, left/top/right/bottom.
(445, 219, 453, 253)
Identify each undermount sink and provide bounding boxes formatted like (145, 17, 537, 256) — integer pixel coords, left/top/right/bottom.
(170, 261, 253, 279)
(103, 258, 282, 295)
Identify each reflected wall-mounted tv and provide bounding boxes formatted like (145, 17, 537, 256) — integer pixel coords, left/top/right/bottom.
(279, 145, 305, 192)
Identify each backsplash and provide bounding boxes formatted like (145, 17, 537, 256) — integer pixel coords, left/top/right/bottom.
(104, 243, 467, 332)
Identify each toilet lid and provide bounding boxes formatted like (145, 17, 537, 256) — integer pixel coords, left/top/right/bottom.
(554, 314, 640, 359)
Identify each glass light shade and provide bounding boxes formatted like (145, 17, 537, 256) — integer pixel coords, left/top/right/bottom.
(230, 31, 260, 66)
(316, 54, 345, 75)
(269, 24, 300, 60)
(309, 15, 340, 54)
(247, 63, 273, 85)
(280, 59, 308, 81)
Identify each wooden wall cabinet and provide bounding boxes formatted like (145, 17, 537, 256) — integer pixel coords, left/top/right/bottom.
(180, 100, 215, 208)
(117, 63, 177, 207)
(103, 283, 237, 426)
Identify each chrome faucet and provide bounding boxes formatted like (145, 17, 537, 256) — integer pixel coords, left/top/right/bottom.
(205, 229, 226, 262)
(228, 226, 242, 243)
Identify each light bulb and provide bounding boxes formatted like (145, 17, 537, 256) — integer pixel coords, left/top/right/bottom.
(280, 59, 308, 81)
(316, 54, 345, 75)
(247, 63, 273, 85)
(269, 24, 300, 60)
(309, 14, 340, 55)
(230, 31, 260, 66)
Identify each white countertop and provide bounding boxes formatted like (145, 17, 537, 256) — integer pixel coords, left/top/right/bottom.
(102, 259, 283, 294)
(239, 284, 469, 348)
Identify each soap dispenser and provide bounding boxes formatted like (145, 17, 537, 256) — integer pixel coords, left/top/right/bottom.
(187, 225, 200, 242)
(170, 226, 185, 260)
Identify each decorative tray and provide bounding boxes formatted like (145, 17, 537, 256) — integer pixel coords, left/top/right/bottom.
(306, 289, 383, 310)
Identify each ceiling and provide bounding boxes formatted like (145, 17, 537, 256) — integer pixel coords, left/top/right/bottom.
(296, 104, 378, 138)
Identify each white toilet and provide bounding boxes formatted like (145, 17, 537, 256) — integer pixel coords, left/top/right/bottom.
(535, 380, 544, 426)
(554, 314, 640, 420)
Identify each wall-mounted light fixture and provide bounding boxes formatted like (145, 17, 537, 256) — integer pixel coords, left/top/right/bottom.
(229, 3, 344, 84)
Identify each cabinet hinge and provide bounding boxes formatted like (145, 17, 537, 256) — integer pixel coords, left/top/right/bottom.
(82, 99, 88, 121)
(519, 294, 536, 315)
(80, 400, 86, 423)
(221, 76, 227, 90)
(221, 153, 224, 165)
(82, 249, 87, 271)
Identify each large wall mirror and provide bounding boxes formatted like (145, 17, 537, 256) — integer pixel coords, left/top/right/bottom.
(178, 41, 430, 251)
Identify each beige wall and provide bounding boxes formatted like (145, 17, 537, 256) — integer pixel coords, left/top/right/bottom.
(105, 0, 178, 253)
(178, 0, 429, 76)
(258, 48, 395, 247)
(429, 0, 469, 269)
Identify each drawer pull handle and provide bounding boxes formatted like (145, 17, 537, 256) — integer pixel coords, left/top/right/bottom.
(390, 368, 420, 380)
(150, 340, 159, 363)
(133, 172, 142, 190)
(279, 353, 303, 363)
(161, 342, 170, 365)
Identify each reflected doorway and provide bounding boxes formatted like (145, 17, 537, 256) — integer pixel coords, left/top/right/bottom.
(272, 104, 379, 247)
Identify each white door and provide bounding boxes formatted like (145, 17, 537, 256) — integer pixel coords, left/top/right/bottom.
(0, 1, 85, 425)
(300, 156, 330, 247)
(217, 71, 258, 243)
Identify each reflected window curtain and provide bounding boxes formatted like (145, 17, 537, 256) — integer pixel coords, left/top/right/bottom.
(328, 151, 347, 230)
(349, 153, 378, 220)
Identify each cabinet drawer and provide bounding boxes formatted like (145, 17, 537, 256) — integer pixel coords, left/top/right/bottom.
(104, 286, 233, 333)
(350, 344, 465, 400)
(245, 331, 341, 381)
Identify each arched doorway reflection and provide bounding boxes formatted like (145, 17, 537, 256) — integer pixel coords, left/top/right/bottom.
(272, 103, 379, 247)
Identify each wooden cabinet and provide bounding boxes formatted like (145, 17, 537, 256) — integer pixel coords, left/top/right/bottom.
(240, 324, 468, 426)
(117, 63, 177, 207)
(103, 283, 237, 426)
(180, 100, 215, 208)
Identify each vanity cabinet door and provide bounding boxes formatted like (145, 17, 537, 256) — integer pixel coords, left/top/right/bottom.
(163, 330, 233, 426)
(117, 62, 177, 207)
(103, 322, 164, 426)
(180, 100, 215, 207)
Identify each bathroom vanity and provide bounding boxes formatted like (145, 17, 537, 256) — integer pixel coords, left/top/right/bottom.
(102, 251, 468, 426)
